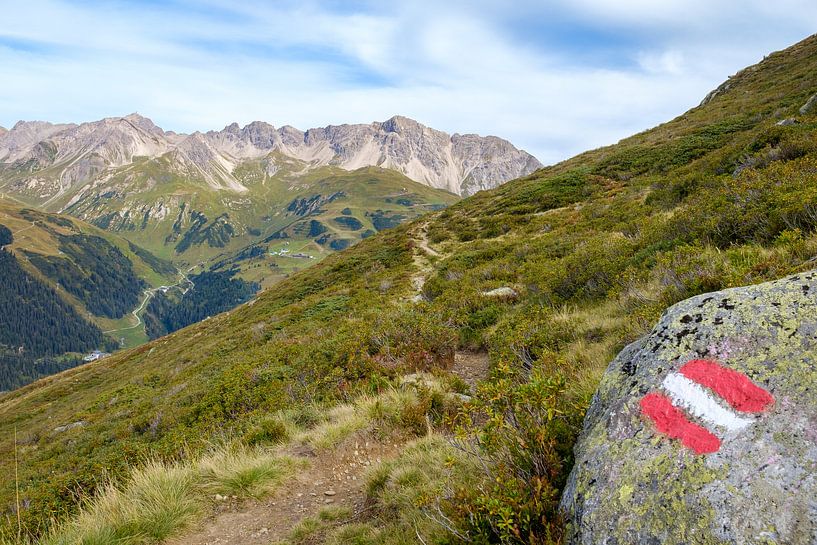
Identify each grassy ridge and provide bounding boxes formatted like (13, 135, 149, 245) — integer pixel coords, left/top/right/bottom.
(2, 33, 817, 542)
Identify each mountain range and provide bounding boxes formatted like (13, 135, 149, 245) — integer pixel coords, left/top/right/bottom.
(0, 114, 540, 201)
(0, 115, 535, 277)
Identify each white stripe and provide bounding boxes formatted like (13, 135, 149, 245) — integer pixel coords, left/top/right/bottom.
(662, 373, 753, 433)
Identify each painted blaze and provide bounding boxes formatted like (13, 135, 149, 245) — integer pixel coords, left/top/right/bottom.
(640, 359, 774, 454)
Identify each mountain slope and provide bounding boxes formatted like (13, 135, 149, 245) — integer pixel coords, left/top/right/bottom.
(0, 202, 180, 389)
(3, 33, 817, 543)
(0, 245, 102, 390)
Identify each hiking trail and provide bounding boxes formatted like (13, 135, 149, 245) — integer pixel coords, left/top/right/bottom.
(170, 352, 490, 545)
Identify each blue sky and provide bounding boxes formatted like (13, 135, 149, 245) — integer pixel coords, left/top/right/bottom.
(1, 1, 815, 164)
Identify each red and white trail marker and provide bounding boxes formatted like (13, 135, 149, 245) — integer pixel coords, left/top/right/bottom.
(640, 359, 774, 454)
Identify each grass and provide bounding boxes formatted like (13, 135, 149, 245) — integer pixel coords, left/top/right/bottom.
(198, 447, 298, 499)
(40, 462, 200, 545)
(299, 376, 457, 449)
(280, 506, 354, 544)
(14, 444, 299, 545)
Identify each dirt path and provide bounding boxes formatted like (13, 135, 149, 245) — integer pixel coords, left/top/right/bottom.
(415, 223, 440, 258)
(171, 355, 490, 545)
(12, 221, 36, 237)
(409, 223, 440, 300)
(451, 351, 491, 392)
(171, 435, 398, 545)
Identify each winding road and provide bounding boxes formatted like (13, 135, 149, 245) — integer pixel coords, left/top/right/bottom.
(102, 266, 197, 334)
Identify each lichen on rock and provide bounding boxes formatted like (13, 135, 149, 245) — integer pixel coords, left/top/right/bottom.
(561, 271, 817, 545)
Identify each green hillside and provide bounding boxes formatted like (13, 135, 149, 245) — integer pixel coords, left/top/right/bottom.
(56, 157, 458, 287)
(2, 34, 817, 544)
(204, 166, 459, 288)
(0, 202, 179, 389)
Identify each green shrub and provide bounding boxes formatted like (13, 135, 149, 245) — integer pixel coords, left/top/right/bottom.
(244, 416, 290, 445)
(451, 370, 585, 545)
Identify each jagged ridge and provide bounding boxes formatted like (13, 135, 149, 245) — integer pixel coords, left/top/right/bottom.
(0, 114, 541, 199)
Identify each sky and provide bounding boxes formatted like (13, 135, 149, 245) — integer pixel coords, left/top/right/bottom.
(0, 1, 816, 164)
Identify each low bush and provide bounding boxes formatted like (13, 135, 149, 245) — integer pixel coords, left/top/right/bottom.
(450, 369, 585, 545)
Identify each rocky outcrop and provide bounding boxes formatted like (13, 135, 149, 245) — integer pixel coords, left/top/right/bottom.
(0, 114, 541, 200)
(561, 271, 817, 545)
(800, 93, 817, 115)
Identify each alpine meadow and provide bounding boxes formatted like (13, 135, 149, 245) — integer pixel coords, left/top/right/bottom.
(1, 5, 817, 545)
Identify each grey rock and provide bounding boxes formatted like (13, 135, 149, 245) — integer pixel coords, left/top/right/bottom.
(561, 271, 817, 545)
(776, 118, 798, 126)
(53, 420, 88, 433)
(480, 287, 518, 299)
(799, 94, 817, 115)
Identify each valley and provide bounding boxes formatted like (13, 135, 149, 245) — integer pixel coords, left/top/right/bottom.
(0, 202, 178, 389)
(0, 116, 494, 368)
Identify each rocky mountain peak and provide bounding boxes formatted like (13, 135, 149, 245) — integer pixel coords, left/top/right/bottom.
(223, 122, 241, 134)
(380, 115, 422, 134)
(240, 121, 278, 148)
(278, 125, 306, 147)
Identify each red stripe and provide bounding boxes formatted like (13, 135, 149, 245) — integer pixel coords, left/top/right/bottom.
(640, 392, 721, 454)
(679, 359, 774, 413)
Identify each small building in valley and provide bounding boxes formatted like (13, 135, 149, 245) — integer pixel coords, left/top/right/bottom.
(83, 350, 111, 362)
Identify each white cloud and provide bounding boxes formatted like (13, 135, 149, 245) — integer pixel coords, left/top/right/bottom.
(0, 0, 815, 164)
(637, 50, 685, 75)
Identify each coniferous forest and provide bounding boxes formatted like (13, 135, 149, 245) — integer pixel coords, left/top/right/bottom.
(0, 245, 102, 390)
(143, 269, 259, 339)
(24, 234, 147, 318)
(0, 224, 12, 246)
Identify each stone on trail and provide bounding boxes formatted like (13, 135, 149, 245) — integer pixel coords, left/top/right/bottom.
(561, 271, 817, 545)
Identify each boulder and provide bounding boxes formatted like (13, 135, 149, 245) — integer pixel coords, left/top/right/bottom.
(561, 271, 817, 545)
(799, 93, 817, 115)
(480, 287, 518, 299)
(53, 420, 88, 433)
